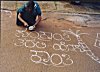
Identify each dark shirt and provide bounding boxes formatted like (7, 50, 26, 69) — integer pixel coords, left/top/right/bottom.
(16, 1, 41, 26)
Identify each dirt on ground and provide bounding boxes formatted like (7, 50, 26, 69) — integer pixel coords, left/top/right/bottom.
(1, 10, 100, 72)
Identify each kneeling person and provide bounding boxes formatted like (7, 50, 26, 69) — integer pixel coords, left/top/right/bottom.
(16, 0, 42, 30)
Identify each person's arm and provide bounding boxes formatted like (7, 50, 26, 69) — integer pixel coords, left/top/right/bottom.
(18, 13, 28, 26)
(34, 15, 42, 26)
(34, 2, 42, 26)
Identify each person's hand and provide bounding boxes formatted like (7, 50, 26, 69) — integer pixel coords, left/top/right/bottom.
(32, 24, 36, 28)
(24, 22, 28, 27)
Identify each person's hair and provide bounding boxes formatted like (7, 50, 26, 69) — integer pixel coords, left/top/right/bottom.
(25, 0, 35, 11)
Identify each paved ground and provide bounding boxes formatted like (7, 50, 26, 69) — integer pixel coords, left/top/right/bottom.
(0, 11, 100, 72)
(1, 1, 100, 72)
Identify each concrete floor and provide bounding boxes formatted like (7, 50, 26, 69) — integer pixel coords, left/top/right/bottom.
(1, 10, 100, 72)
(1, 1, 100, 72)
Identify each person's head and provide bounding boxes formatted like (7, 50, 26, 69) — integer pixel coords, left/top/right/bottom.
(25, 0, 35, 12)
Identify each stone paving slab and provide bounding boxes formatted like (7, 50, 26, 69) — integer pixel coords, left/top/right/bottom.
(1, 1, 16, 10)
(1, 1, 100, 14)
(42, 12, 100, 27)
(16, 1, 28, 9)
(38, 1, 56, 11)
(56, 2, 75, 13)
